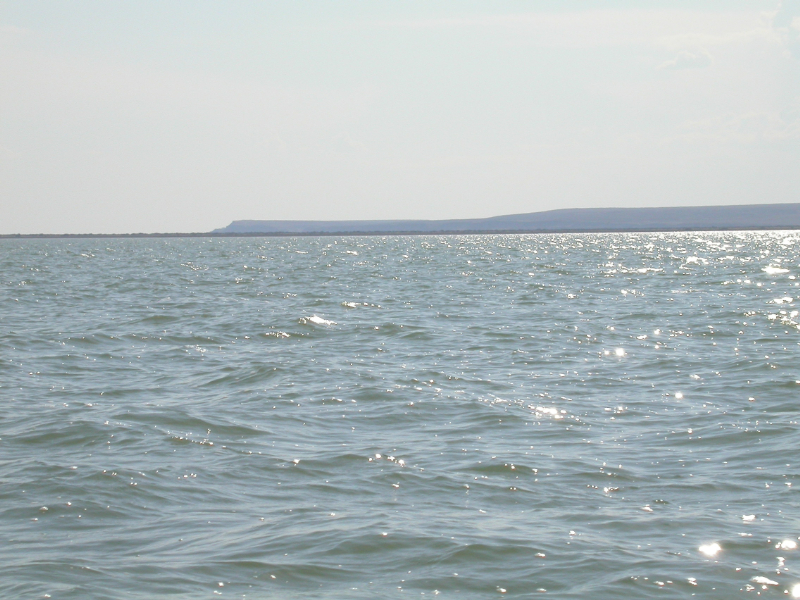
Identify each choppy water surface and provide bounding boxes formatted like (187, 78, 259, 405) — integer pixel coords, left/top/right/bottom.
(2, 232, 800, 599)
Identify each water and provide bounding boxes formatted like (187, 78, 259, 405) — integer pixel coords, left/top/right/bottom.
(1, 232, 800, 599)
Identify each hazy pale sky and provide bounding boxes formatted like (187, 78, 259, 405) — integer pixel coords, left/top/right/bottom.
(1, 1, 799, 233)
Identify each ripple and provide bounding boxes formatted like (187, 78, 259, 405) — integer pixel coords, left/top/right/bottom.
(2, 232, 800, 598)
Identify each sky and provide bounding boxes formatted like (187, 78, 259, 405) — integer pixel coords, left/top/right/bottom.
(1, 1, 799, 234)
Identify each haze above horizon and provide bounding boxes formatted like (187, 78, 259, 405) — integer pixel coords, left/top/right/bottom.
(1, 1, 799, 234)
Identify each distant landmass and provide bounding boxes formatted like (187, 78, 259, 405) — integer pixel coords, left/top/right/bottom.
(3, 203, 800, 238)
(215, 203, 800, 235)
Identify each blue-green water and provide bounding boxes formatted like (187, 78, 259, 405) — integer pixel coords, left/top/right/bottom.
(2, 232, 800, 599)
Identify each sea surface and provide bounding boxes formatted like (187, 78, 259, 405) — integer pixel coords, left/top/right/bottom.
(2, 232, 800, 599)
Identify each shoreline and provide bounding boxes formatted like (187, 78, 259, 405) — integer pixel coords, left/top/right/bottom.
(2, 225, 800, 239)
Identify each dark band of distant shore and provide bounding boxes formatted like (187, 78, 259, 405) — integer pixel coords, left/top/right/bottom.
(4, 202, 800, 238)
(2, 226, 800, 239)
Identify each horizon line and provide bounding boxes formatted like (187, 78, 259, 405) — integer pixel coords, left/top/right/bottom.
(3, 225, 800, 239)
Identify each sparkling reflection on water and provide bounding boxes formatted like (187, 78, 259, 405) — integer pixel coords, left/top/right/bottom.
(1, 231, 800, 599)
